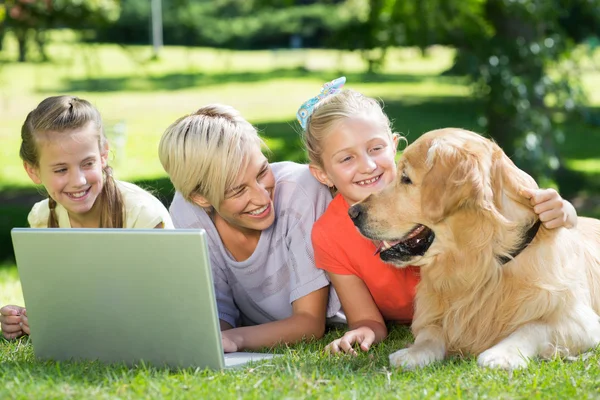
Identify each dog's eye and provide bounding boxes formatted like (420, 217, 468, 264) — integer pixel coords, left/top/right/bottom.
(401, 173, 412, 185)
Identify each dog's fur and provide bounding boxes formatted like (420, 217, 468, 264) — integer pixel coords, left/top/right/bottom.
(352, 128, 600, 370)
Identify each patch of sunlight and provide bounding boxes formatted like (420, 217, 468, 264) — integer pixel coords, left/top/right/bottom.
(0, 266, 24, 306)
(565, 158, 600, 174)
(262, 137, 286, 153)
(582, 74, 600, 106)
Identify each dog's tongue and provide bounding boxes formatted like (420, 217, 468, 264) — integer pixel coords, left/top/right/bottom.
(373, 240, 402, 255)
(372, 225, 427, 255)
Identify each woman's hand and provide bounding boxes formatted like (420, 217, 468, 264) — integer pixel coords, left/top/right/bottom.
(521, 188, 578, 229)
(221, 330, 239, 353)
(0, 305, 29, 340)
(325, 326, 376, 356)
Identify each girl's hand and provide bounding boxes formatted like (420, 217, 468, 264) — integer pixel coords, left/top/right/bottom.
(521, 188, 577, 229)
(0, 305, 29, 340)
(325, 326, 376, 356)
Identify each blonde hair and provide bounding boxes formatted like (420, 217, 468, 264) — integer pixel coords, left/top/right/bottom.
(303, 89, 395, 169)
(20, 95, 125, 228)
(158, 104, 264, 210)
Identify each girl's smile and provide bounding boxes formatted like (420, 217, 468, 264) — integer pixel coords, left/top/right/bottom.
(24, 122, 108, 227)
(354, 173, 383, 186)
(65, 187, 91, 200)
(311, 116, 398, 205)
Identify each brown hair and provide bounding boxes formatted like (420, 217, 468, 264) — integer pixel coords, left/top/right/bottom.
(20, 95, 125, 227)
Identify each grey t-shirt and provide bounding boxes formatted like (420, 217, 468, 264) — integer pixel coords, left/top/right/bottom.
(169, 162, 341, 327)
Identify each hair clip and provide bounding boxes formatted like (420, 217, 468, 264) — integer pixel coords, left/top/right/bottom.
(296, 76, 346, 130)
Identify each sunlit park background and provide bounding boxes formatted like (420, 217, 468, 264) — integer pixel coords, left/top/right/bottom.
(2, 0, 600, 398)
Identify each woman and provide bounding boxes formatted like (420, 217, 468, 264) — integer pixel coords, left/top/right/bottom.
(158, 104, 341, 352)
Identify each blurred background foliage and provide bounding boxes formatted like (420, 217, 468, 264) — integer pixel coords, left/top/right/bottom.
(3, 0, 598, 182)
(0, 0, 599, 262)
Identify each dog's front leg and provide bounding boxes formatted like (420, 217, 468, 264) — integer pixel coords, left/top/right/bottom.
(389, 325, 446, 370)
(477, 322, 551, 370)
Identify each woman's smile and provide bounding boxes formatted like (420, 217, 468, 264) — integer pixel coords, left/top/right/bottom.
(246, 202, 272, 218)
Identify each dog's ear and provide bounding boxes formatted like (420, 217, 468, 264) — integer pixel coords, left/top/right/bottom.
(421, 140, 486, 223)
(490, 145, 539, 212)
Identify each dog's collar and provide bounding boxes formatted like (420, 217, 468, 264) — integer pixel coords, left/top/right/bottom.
(498, 219, 542, 265)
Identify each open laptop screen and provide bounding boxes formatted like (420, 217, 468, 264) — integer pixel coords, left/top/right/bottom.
(11, 228, 227, 369)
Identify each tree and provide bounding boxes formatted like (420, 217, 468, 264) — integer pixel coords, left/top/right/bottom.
(4, 0, 120, 62)
(94, 0, 351, 50)
(367, 0, 600, 183)
(456, 0, 598, 183)
(0, 3, 6, 50)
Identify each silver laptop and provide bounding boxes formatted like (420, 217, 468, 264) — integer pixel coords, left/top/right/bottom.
(10, 228, 276, 369)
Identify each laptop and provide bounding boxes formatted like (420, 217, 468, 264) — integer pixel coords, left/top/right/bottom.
(10, 228, 277, 369)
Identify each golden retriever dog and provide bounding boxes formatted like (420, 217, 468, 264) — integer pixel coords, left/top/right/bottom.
(349, 128, 600, 370)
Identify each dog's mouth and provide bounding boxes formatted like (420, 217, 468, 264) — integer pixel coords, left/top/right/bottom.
(373, 224, 435, 263)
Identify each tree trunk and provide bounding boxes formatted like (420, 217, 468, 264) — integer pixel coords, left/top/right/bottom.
(35, 29, 49, 62)
(16, 28, 28, 63)
(484, 0, 545, 156)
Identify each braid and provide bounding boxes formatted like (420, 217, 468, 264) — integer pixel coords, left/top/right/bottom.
(99, 167, 125, 228)
(47, 197, 59, 228)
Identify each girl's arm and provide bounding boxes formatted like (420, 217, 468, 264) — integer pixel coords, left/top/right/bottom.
(220, 286, 329, 352)
(325, 273, 387, 355)
(521, 188, 578, 229)
(0, 305, 29, 339)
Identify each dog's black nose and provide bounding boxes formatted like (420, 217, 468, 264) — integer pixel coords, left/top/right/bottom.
(348, 204, 362, 221)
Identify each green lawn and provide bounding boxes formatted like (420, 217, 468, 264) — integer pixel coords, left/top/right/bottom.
(2, 267, 600, 399)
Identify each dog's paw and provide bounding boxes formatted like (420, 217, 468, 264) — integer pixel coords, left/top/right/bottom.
(477, 348, 529, 370)
(389, 347, 440, 370)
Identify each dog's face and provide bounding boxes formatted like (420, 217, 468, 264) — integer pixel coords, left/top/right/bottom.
(350, 128, 538, 268)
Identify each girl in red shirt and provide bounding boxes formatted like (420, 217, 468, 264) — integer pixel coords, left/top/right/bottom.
(298, 77, 579, 355)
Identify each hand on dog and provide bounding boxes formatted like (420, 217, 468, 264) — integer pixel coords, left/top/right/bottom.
(520, 188, 577, 229)
(0, 305, 29, 340)
(325, 327, 375, 356)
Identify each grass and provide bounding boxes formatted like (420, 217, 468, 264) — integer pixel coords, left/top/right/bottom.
(2, 335, 600, 399)
(2, 268, 600, 399)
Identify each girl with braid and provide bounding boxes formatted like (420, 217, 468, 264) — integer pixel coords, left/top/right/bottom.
(0, 95, 173, 340)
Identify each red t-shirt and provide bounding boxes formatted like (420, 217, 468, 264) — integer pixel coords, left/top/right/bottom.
(312, 194, 419, 323)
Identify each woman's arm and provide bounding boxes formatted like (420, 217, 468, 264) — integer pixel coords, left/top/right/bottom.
(324, 272, 387, 355)
(220, 286, 329, 352)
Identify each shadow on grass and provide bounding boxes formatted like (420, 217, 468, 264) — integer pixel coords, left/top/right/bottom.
(40, 68, 465, 93)
(1, 96, 598, 264)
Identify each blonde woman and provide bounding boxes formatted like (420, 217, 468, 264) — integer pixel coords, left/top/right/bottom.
(158, 104, 341, 352)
